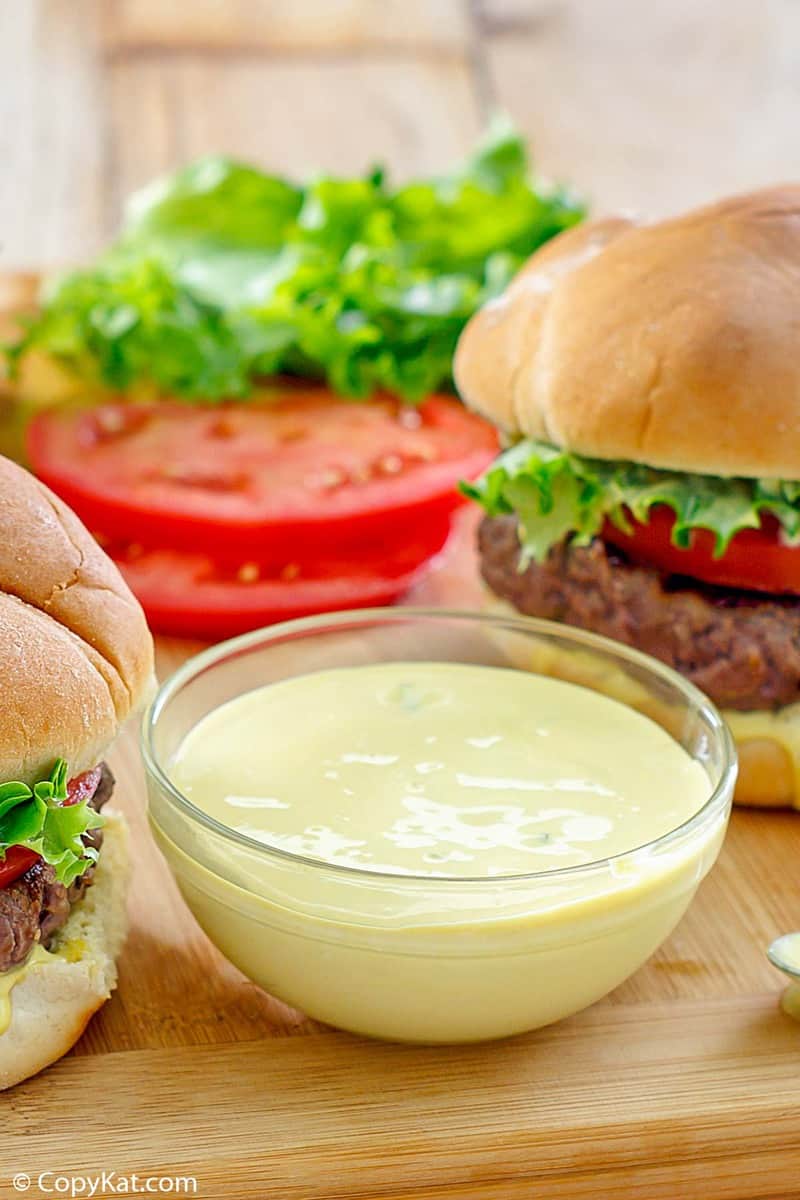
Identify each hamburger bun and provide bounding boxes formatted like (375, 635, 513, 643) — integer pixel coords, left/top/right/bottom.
(734, 737, 796, 808)
(0, 451, 153, 1086)
(458, 186, 800, 811)
(0, 811, 129, 1091)
(455, 185, 800, 480)
(0, 454, 154, 785)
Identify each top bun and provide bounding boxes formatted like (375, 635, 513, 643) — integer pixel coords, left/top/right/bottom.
(0, 454, 154, 785)
(454, 186, 800, 479)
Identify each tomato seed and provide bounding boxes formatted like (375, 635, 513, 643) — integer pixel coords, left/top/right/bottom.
(306, 468, 346, 491)
(237, 562, 260, 584)
(208, 417, 237, 439)
(91, 406, 150, 441)
(408, 444, 438, 462)
(277, 426, 308, 443)
(397, 408, 422, 430)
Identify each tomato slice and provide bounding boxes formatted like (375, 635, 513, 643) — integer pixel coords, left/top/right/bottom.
(26, 391, 498, 559)
(0, 846, 40, 889)
(108, 518, 453, 638)
(603, 505, 800, 594)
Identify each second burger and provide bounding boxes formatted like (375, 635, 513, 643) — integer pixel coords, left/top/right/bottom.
(455, 186, 800, 810)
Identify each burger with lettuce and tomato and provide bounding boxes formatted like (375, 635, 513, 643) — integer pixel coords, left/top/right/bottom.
(0, 454, 153, 1088)
(455, 187, 800, 809)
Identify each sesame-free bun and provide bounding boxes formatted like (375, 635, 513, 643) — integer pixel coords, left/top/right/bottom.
(734, 738, 796, 808)
(0, 454, 154, 785)
(455, 186, 800, 479)
(0, 811, 129, 1091)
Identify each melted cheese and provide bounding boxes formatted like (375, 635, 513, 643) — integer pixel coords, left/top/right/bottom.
(0, 943, 52, 1035)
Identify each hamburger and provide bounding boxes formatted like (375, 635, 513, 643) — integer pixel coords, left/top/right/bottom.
(455, 186, 800, 809)
(0, 454, 153, 1088)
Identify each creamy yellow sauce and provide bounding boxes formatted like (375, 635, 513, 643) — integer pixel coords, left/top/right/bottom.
(154, 660, 729, 1042)
(171, 662, 709, 878)
(0, 943, 51, 1035)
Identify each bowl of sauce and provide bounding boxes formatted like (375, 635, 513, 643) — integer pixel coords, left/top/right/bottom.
(142, 609, 736, 1043)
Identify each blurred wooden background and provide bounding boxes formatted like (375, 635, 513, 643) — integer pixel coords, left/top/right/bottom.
(2, 0, 799, 268)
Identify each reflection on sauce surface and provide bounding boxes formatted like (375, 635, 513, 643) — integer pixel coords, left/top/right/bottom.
(170, 662, 710, 878)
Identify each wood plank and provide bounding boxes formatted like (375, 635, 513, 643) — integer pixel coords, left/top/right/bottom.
(7, 998, 800, 1199)
(2, 3, 482, 266)
(479, 0, 800, 215)
(104, 0, 471, 54)
(0, 1, 109, 267)
(107, 53, 482, 216)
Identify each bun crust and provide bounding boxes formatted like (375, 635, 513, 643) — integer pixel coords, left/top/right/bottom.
(455, 186, 800, 478)
(0, 456, 154, 784)
(0, 811, 129, 1091)
(734, 738, 796, 808)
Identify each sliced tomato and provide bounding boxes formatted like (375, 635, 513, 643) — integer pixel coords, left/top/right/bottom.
(26, 391, 498, 560)
(0, 846, 40, 889)
(603, 505, 800, 594)
(108, 518, 452, 638)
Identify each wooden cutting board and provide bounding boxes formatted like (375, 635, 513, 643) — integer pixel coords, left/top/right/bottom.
(3, 303, 800, 1200)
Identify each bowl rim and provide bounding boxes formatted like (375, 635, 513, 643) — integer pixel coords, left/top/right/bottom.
(141, 607, 737, 887)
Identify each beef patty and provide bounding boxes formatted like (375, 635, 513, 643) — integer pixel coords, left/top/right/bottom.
(0, 762, 114, 974)
(479, 514, 800, 713)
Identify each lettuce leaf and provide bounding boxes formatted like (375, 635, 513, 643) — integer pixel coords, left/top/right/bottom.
(463, 440, 800, 565)
(0, 760, 103, 887)
(8, 119, 584, 402)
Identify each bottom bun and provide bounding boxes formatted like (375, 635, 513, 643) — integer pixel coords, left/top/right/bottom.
(0, 810, 129, 1090)
(482, 591, 800, 811)
(723, 714, 800, 809)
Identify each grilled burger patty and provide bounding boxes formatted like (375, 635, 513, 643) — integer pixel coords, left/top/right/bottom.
(479, 514, 800, 712)
(0, 763, 114, 973)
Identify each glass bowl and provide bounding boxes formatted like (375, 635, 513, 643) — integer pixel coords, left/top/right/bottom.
(142, 608, 736, 1044)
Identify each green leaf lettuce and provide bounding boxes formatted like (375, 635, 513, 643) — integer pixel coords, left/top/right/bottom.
(9, 118, 584, 402)
(0, 760, 103, 887)
(463, 440, 800, 566)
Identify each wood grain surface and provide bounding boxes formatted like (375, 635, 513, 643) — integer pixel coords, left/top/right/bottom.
(3, 4, 800, 1198)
